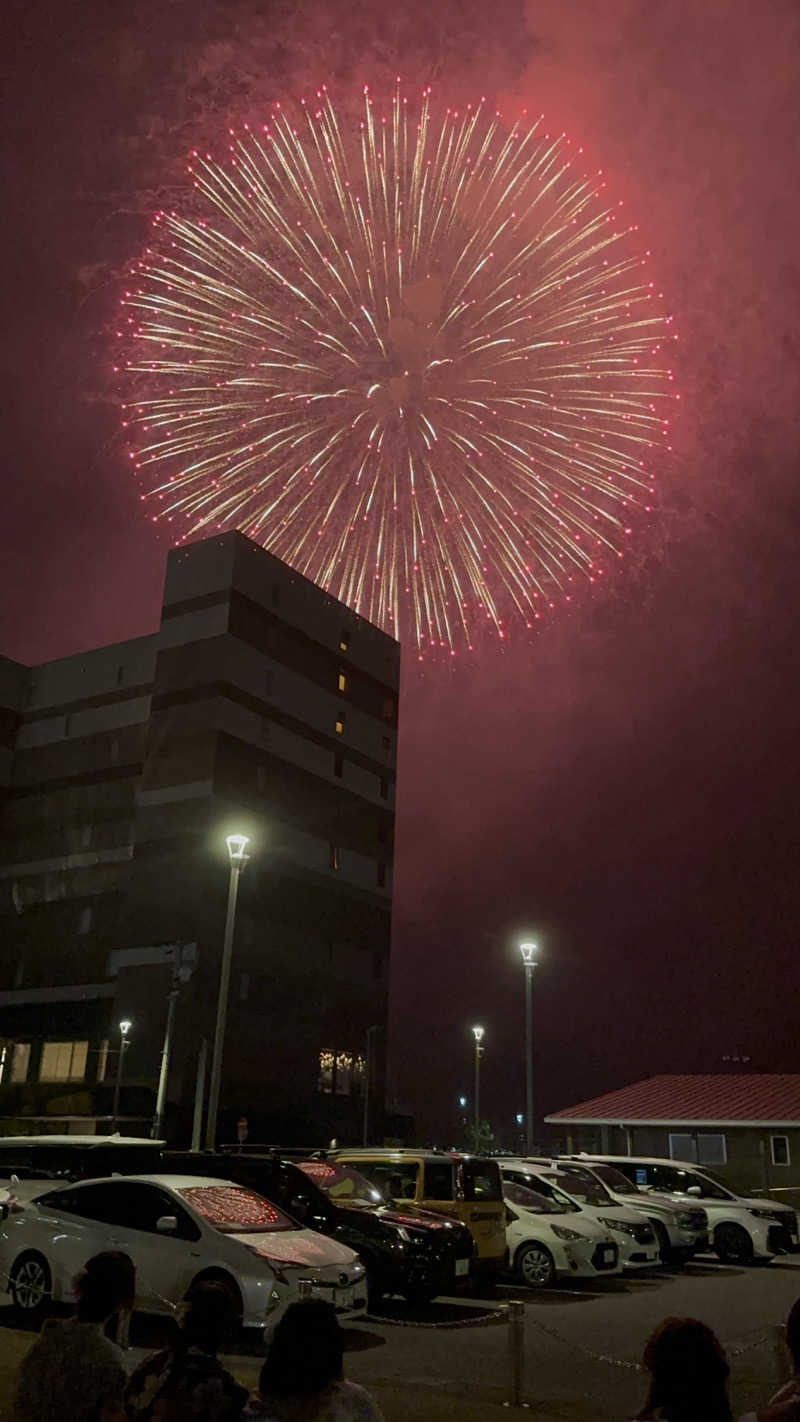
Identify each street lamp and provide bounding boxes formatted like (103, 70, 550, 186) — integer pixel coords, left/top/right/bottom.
(471, 1025, 485, 1145)
(519, 941, 538, 1154)
(111, 1019, 132, 1131)
(206, 833, 250, 1149)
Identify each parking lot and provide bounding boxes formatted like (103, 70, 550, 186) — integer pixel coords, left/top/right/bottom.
(2, 1254, 799, 1421)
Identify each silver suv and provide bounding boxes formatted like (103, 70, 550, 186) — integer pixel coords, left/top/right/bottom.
(556, 1158, 708, 1263)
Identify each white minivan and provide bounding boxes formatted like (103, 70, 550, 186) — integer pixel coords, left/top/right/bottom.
(580, 1155, 798, 1265)
(498, 1159, 661, 1269)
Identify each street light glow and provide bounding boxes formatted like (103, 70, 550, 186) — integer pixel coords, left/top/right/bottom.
(226, 833, 250, 865)
(519, 941, 538, 966)
(472, 1024, 485, 1043)
(119, 1019, 132, 1036)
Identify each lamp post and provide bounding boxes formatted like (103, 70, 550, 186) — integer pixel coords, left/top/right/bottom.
(519, 941, 538, 1154)
(471, 1025, 484, 1146)
(111, 1019, 132, 1131)
(206, 834, 250, 1149)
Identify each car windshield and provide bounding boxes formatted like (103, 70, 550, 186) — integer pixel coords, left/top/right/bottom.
(297, 1161, 384, 1207)
(179, 1185, 294, 1233)
(665, 1168, 733, 1201)
(543, 1171, 611, 1207)
(504, 1180, 562, 1214)
(577, 1163, 637, 1195)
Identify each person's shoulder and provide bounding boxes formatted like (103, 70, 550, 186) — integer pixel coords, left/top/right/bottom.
(330, 1380, 385, 1422)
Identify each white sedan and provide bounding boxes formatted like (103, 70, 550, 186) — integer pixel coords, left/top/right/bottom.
(504, 1179, 621, 1287)
(0, 1174, 367, 1331)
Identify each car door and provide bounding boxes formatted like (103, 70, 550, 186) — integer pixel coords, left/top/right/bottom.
(68, 1180, 203, 1313)
(22, 1183, 114, 1300)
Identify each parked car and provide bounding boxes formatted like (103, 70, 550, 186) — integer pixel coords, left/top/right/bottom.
(503, 1178, 621, 1288)
(497, 1159, 661, 1269)
(0, 1174, 366, 1330)
(554, 1158, 708, 1263)
(161, 1150, 474, 1306)
(0, 1136, 165, 1197)
(332, 1149, 507, 1284)
(577, 1154, 799, 1265)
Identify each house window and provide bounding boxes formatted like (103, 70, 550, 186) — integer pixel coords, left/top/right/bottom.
(77, 906, 93, 935)
(697, 1134, 727, 1166)
(9, 1043, 30, 1084)
(377, 861, 387, 888)
(339, 630, 349, 652)
(97, 1040, 109, 1082)
(668, 1134, 697, 1162)
(335, 716, 345, 736)
(329, 845, 340, 871)
(338, 671, 348, 693)
(39, 1041, 89, 1083)
(771, 1135, 791, 1167)
(334, 755, 343, 778)
(318, 1050, 334, 1093)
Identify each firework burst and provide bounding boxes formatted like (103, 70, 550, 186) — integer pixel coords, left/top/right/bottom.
(119, 85, 677, 654)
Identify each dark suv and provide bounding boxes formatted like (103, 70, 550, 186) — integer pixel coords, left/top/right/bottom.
(162, 1151, 474, 1306)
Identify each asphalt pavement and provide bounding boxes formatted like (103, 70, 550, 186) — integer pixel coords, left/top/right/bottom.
(1, 1256, 799, 1421)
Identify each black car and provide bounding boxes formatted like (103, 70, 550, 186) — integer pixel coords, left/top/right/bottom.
(161, 1151, 474, 1306)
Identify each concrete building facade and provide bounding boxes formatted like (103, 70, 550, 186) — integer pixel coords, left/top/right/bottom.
(0, 532, 399, 1144)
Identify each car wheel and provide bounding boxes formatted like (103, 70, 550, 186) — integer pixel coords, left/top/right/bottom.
(714, 1224, 754, 1265)
(11, 1251, 52, 1321)
(516, 1242, 556, 1289)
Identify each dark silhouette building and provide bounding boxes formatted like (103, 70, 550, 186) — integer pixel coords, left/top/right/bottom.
(0, 532, 398, 1143)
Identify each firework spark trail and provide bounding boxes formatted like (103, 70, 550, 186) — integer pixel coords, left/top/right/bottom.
(119, 84, 677, 654)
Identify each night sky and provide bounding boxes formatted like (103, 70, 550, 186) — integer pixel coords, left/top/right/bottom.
(2, 1, 799, 1140)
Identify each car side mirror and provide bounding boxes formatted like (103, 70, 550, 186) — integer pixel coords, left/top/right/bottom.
(290, 1197, 309, 1222)
(686, 1186, 702, 1197)
(156, 1215, 178, 1233)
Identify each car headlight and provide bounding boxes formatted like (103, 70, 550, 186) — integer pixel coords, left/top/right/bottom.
(600, 1217, 637, 1236)
(243, 1246, 289, 1284)
(551, 1225, 584, 1241)
(675, 1210, 698, 1227)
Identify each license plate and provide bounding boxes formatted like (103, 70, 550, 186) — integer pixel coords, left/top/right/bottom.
(601, 1246, 616, 1263)
(455, 1257, 469, 1277)
(331, 1284, 355, 1311)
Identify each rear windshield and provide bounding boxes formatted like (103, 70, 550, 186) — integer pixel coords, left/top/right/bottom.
(503, 1179, 562, 1214)
(179, 1185, 293, 1233)
(463, 1159, 502, 1202)
(298, 1162, 384, 1207)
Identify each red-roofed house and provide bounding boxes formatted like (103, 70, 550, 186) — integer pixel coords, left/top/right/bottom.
(545, 1075, 800, 1195)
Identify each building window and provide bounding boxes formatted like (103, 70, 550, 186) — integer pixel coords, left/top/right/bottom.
(697, 1134, 727, 1166)
(377, 861, 387, 888)
(77, 906, 93, 935)
(334, 755, 343, 778)
(329, 845, 340, 871)
(771, 1135, 791, 1167)
(335, 715, 345, 736)
(39, 1041, 89, 1083)
(339, 630, 349, 652)
(9, 1043, 30, 1084)
(338, 671, 348, 693)
(668, 1134, 697, 1162)
(318, 1049, 334, 1093)
(97, 1040, 109, 1082)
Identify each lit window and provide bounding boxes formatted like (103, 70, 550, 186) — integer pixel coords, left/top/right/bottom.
(10, 1043, 30, 1084)
(318, 1049, 334, 1093)
(39, 1041, 89, 1083)
(330, 845, 340, 871)
(339, 630, 349, 652)
(338, 671, 348, 693)
(771, 1136, 791, 1167)
(335, 1052, 353, 1095)
(335, 716, 345, 736)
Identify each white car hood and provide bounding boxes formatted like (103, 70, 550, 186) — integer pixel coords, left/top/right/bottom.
(586, 1204, 651, 1226)
(232, 1228, 356, 1267)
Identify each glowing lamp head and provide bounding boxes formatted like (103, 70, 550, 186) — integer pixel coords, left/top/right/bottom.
(458, 1096, 467, 1109)
(516, 1113, 524, 1126)
(226, 833, 250, 866)
(519, 941, 538, 967)
(472, 1025, 485, 1044)
(119, 1020, 132, 1037)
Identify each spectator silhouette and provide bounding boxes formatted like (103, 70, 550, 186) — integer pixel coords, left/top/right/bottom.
(245, 1300, 383, 1421)
(635, 1317, 733, 1422)
(744, 1296, 800, 1422)
(14, 1250, 135, 1422)
(125, 1279, 247, 1421)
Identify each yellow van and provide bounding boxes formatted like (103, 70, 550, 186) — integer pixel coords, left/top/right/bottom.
(333, 1149, 507, 1282)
